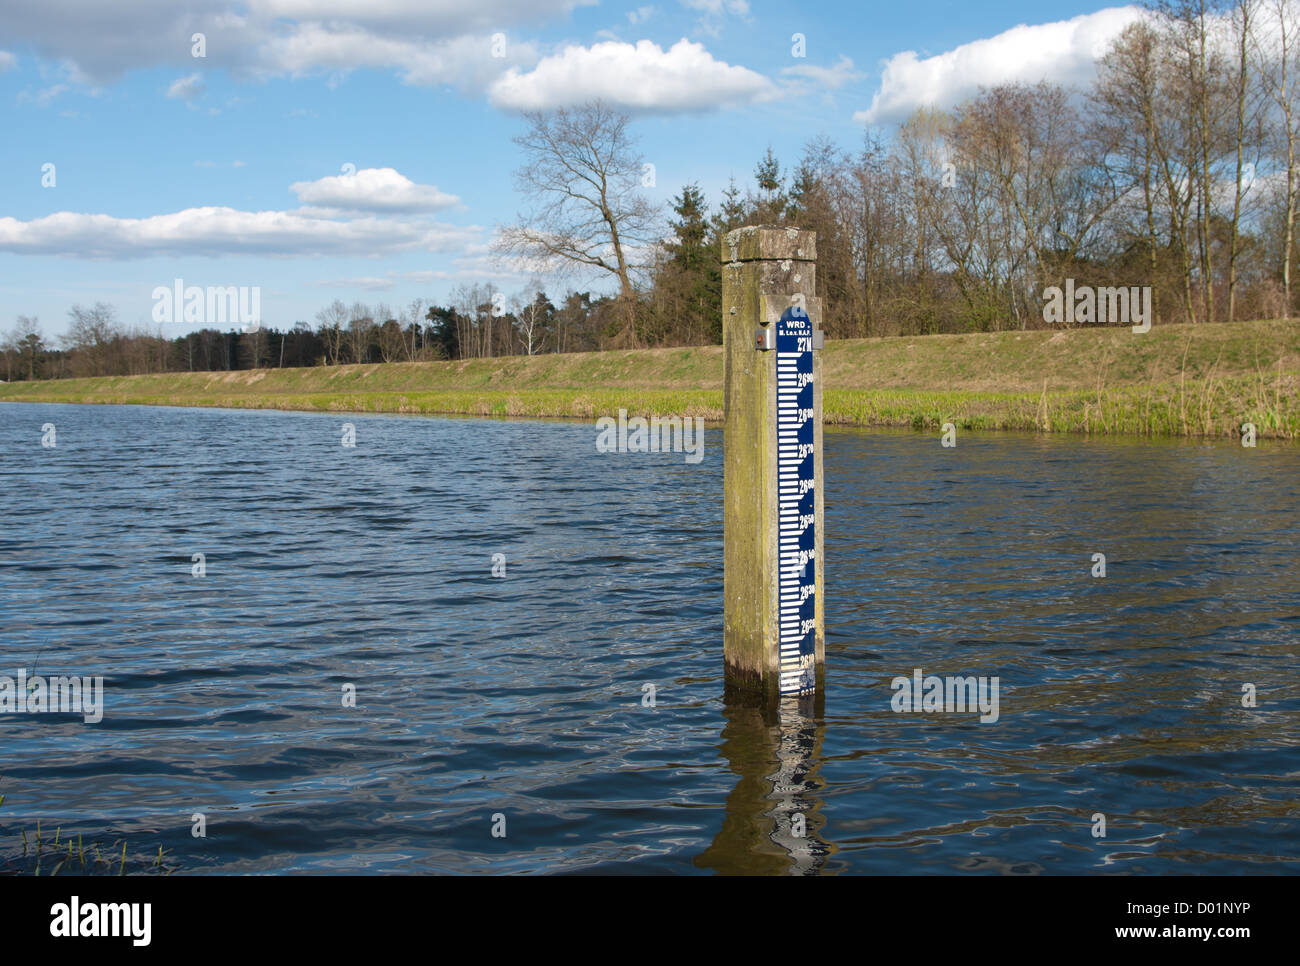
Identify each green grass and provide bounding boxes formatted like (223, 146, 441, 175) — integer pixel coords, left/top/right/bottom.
(0, 788, 175, 876)
(4, 318, 1298, 439)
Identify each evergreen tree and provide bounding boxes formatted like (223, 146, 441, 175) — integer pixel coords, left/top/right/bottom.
(669, 183, 710, 270)
(424, 304, 459, 360)
(665, 182, 723, 342)
(712, 176, 748, 237)
(753, 147, 786, 221)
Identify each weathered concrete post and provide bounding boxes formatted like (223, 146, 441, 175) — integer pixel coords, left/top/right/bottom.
(722, 226, 824, 700)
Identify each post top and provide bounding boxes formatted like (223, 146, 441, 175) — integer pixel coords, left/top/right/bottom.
(723, 225, 817, 264)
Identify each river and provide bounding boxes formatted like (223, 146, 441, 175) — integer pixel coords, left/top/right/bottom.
(1, 402, 1297, 874)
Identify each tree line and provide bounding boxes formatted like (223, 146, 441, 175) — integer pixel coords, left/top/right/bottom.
(4, 0, 1297, 382)
(642, 0, 1299, 340)
(0, 287, 627, 380)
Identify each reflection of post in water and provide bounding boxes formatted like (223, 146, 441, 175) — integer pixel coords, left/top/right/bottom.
(695, 687, 835, 875)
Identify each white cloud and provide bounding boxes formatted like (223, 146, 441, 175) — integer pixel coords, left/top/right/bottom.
(782, 55, 862, 92)
(0, 51, 16, 72)
(247, 0, 592, 33)
(854, 6, 1145, 125)
(680, 0, 749, 37)
(627, 5, 656, 24)
(290, 168, 460, 213)
(680, 0, 748, 14)
(166, 72, 205, 102)
(0, 0, 569, 87)
(0, 207, 479, 258)
(253, 24, 536, 90)
(489, 38, 775, 113)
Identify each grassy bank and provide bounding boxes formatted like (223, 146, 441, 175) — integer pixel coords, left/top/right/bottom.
(4, 319, 1299, 439)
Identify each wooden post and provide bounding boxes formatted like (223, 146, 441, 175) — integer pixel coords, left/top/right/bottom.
(722, 226, 825, 700)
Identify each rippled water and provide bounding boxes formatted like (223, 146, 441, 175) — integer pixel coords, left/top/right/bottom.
(1, 401, 1297, 874)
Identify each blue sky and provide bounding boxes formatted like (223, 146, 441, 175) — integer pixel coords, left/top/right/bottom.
(0, 0, 1143, 338)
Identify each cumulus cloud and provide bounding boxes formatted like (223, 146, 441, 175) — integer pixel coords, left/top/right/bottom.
(0, 208, 480, 259)
(854, 6, 1145, 125)
(0, 50, 16, 71)
(0, 0, 569, 86)
(253, 24, 536, 90)
(166, 72, 205, 103)
(0, 167, 477, 258)
(290, 168, 460, 213)
(489, 38, 775, 113)
(246, 0, 592, 33)
(1, 1, 782, 116)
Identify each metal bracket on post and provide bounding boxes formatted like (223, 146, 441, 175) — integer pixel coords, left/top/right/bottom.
(761, 299, 823, 353)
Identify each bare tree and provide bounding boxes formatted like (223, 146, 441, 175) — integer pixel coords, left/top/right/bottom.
(63, 302, 119, 376)
(482, 284, 500, 357)
(399, 298, 425, 360)
(1100, 18, 1201, 322)
(346, 301, 373, 364)
(511, 281, 551, 355)
(240, 325, 270, 370)
(1225, 0, 1268, 322)
(1160, 0, 1235, 323)
(497, 100, 659, 345)
(451, 284, 474, 358)
(1255, 0, 1300, 316)
(10, 315, 44, 380)
(1096, 21, 1169, 324)
(371, 302, 405, 363)
(315, 300, 348, 365)
(0, 330, 13, 382)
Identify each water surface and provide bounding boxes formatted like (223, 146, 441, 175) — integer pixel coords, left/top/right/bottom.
(1, 402, 1297, 874)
